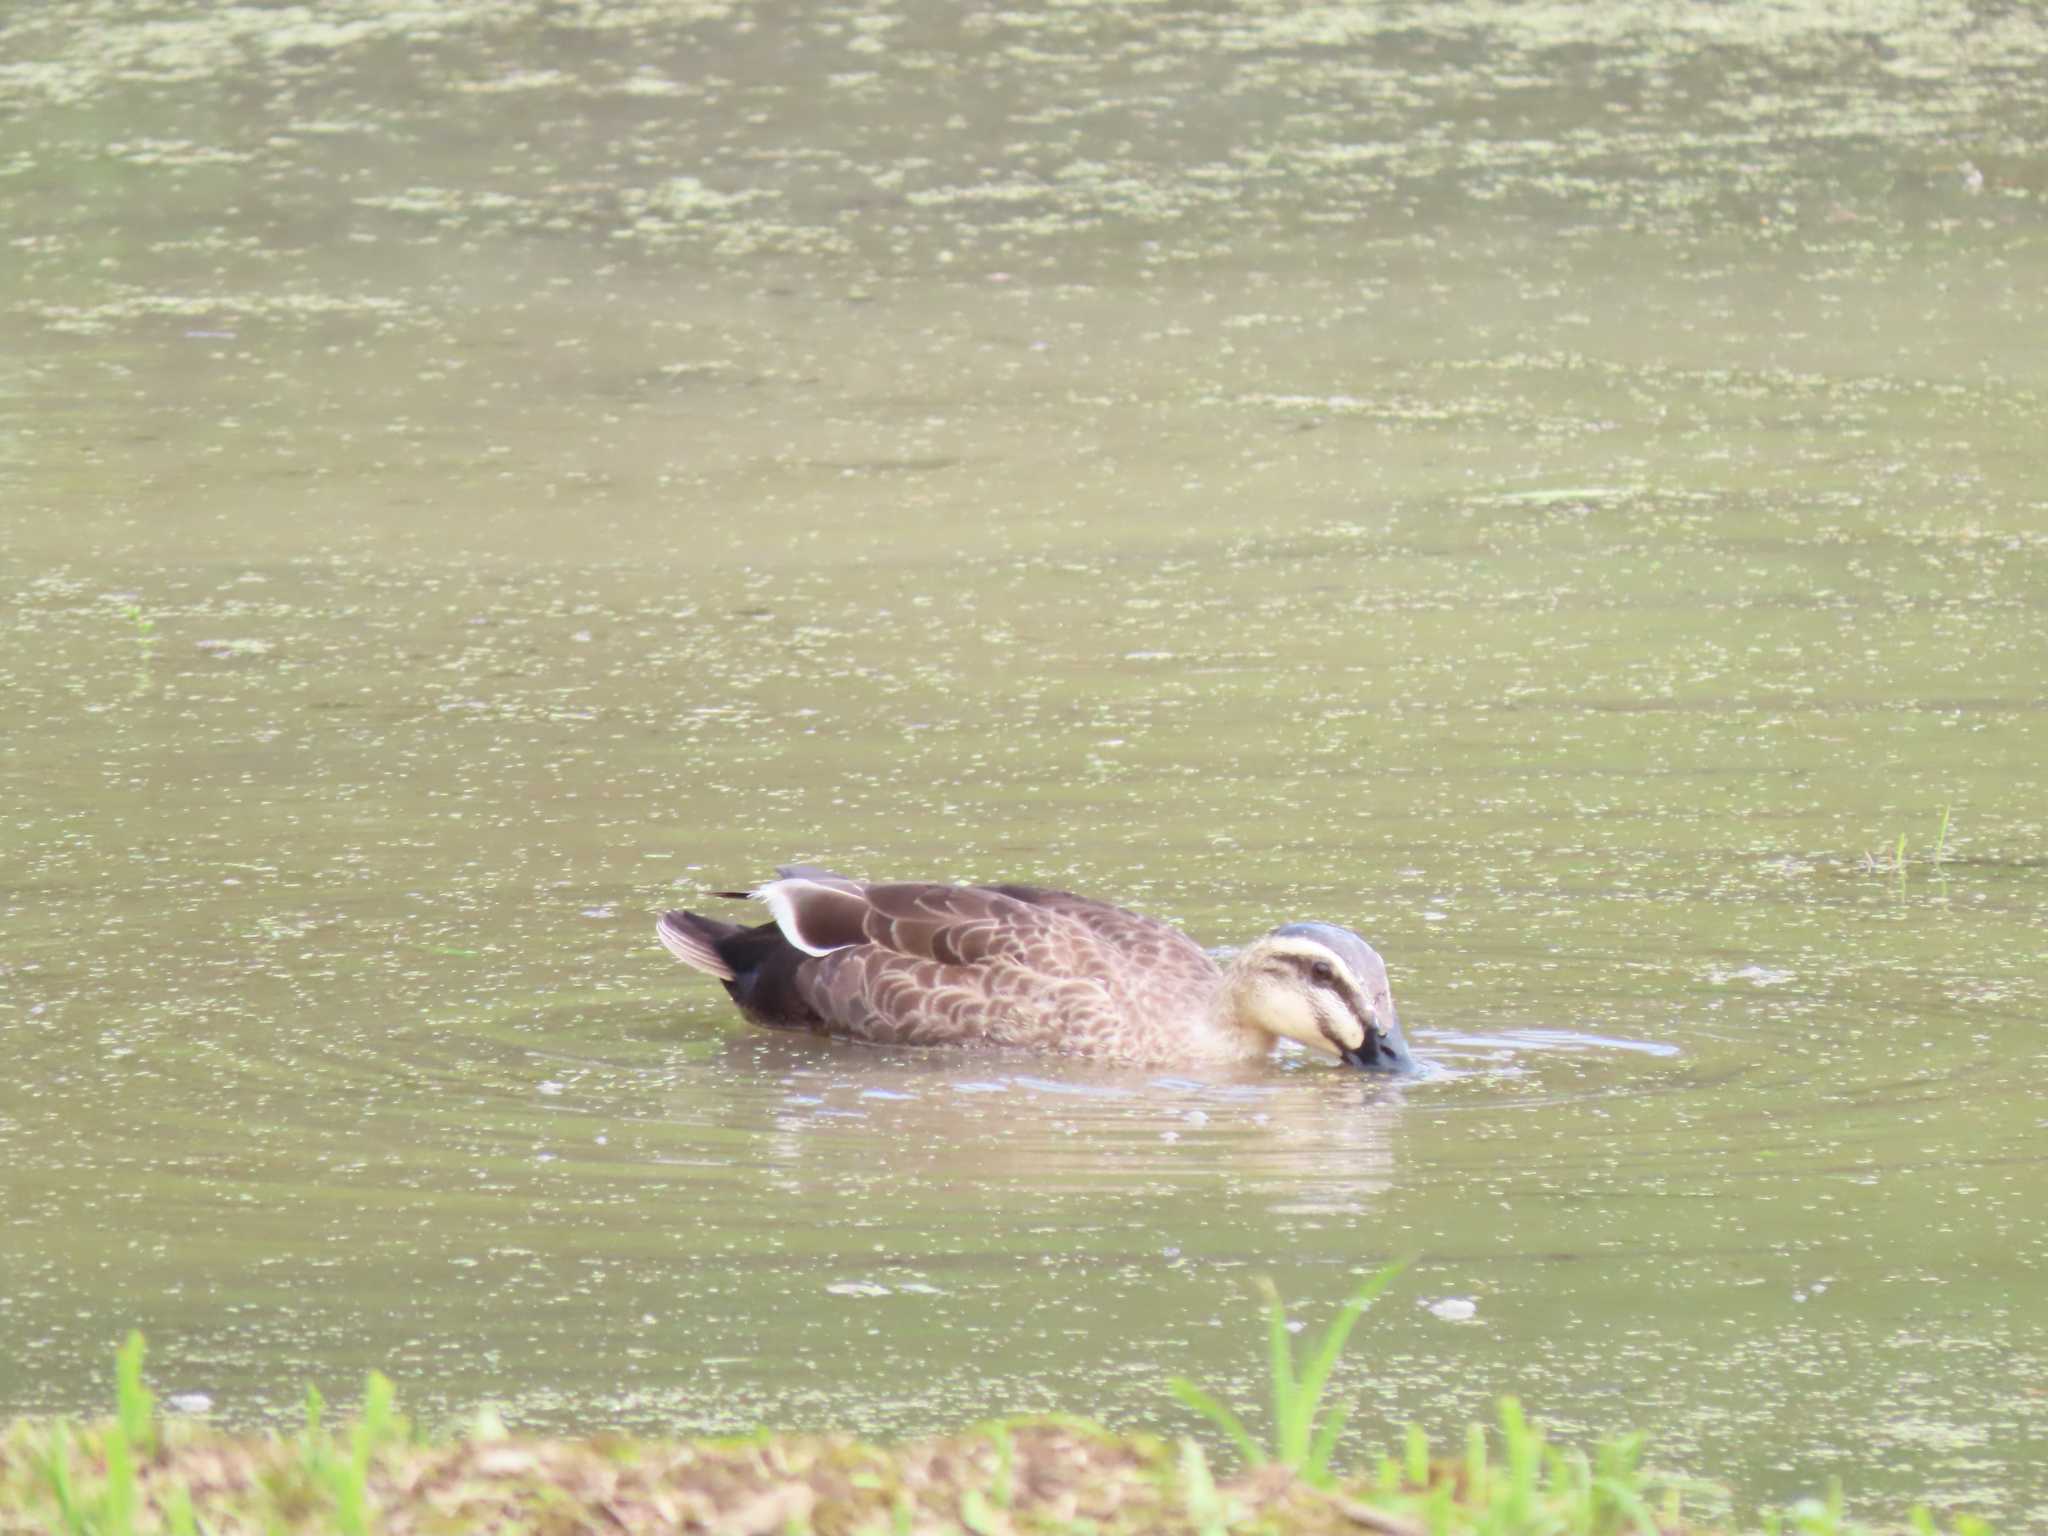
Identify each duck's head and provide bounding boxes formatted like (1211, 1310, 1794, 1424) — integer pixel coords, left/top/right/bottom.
(1224, 923, 1417, 1073)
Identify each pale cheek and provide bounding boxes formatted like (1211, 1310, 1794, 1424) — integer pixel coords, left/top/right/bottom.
(1287, 999, 1345, 1056)
(1286, 997, 1323, 1042)
(1317, 1004, 1365, 1053)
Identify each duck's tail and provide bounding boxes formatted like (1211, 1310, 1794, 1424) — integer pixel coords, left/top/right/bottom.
(656, 906, 824, 1031)
(656, 910, 740, 981)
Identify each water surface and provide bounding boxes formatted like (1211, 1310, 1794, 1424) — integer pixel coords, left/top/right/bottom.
(3, 1, 2045, 1526)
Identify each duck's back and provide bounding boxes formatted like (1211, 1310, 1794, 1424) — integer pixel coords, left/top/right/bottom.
(979, 883, 1221, 994)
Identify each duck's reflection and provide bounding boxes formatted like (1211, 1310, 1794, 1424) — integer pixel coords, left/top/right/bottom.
(691, 1032, 1407, 1223)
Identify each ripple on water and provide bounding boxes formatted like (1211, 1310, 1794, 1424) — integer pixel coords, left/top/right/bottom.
(3, 0, 2045, 1522)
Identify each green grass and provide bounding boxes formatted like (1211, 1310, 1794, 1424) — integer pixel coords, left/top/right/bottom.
(0, 1321, 2001, 1536)
(1357, 1400, 1683, 1536)
(1166, 1267, 1992, 1536)
(113, 1334, 154, 1464)
(1753, 1479, 1994, 1536)
(292, 1373, 403, 1536)
(1864, 805, 1956, 879)
(21, 1333, 157, 1536)
(1170, 1260, 1407, 1487)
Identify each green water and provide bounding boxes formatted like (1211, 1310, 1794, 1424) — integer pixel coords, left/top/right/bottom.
(3, 1, 2045, 1526)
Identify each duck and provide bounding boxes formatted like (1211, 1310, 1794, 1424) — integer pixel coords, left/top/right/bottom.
(655, 864, 1417, 1072)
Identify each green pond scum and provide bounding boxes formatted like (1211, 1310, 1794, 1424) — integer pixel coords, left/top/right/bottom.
(0, 1324, 1996, 1536)
(8, 0, 2045, 1519)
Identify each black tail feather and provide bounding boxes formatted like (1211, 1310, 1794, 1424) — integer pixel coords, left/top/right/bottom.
(655, 909, 823, 1031)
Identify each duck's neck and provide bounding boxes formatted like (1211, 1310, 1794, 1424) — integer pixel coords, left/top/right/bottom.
(1204, 961, 1277, 1059)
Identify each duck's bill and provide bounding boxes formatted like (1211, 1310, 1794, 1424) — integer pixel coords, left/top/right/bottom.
(1339, 1033, 1417, 1073)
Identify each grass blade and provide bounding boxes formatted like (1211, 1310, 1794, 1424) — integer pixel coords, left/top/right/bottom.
(165, 1484, 202, 1536)
(1258, 1278, 1302, 1463)
(37, 1422, 85, 1536)
(1403, 1423, 1430, 1489)
(102, 1421, 138, 1536)
(115, 1331, 156, 1459)
(1169, 1377, 1267, 1467)
(987, 1422, 1013, 1509)
(1463, 1420, 1488, 1509)
(1295, 1261, 1406, 1421)
(960, 1485, 1001, 1536)
(1305, 1401, 1352, 1487)
(1594, 1474, 1665, 1536)
(1179, 1439, 1228, 1536)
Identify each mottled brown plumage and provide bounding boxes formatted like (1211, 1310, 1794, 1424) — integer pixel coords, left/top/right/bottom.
(657, 865, 1417, 1072)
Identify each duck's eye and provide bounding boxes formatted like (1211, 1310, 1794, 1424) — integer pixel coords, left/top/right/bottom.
(1309, 959, 1336, 985)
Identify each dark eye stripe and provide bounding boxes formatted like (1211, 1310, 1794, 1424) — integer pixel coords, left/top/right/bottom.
(1279, 951, 1341, 985)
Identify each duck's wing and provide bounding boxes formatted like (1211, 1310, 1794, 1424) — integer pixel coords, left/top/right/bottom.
(976, 883, 1220, 989)
(774, 862, 858, 886)
(755, 876, 1095, 968)
(750, 876, 1207, 1056)
(803, 944, 1130, 1052)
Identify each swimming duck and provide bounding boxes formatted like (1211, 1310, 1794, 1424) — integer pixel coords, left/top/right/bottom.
(656, 865, 1417, 1072)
